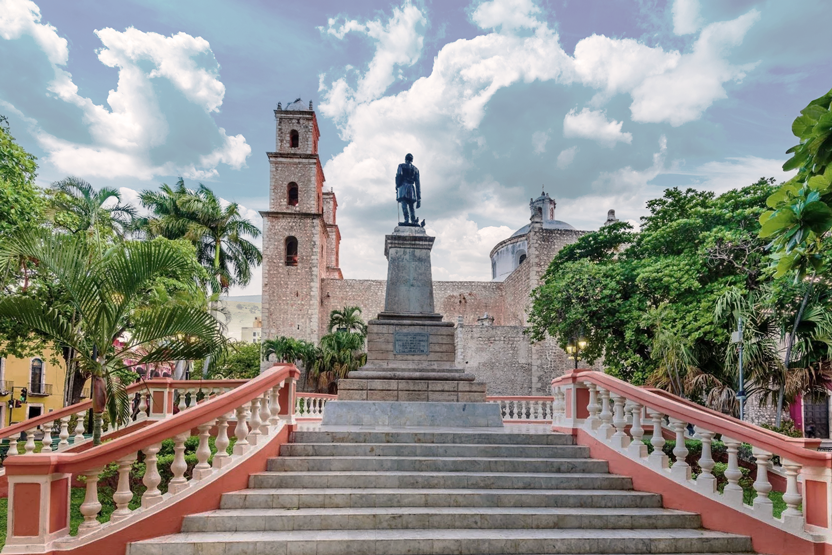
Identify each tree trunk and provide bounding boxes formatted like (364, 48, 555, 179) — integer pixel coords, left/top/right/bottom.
(776, 282, 813, 427)
(92, 412, 103, 445)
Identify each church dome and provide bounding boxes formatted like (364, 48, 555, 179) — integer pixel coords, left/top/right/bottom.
(510, 219, 575, 238)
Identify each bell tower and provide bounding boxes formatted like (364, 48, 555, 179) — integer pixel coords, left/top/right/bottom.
(261, 99, 340, 345)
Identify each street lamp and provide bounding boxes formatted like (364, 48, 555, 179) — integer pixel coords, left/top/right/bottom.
(566, 335, 588, 370)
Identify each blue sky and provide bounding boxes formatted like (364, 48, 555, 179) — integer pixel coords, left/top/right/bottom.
(1, 0, 830, 294)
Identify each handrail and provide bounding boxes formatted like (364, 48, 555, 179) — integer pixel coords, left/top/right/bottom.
(4, 366, 297, 476)
(553, 369, 831, 467)
(0, 378, 247, 440)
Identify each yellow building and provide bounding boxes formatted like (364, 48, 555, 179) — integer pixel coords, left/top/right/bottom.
(0, 351, 67, 427)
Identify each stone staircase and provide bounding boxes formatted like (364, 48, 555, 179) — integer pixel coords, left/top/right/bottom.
(128, 428, 755, 555)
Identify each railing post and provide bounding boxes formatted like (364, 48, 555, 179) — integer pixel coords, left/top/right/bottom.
(40, 422, 53, 453)
(647, 410, 668, 470)
(669, 418, 690, 480)
(696, 428, 716, 494)
(213, 412, 232, 469)
(780, 458, 804, 532)
(626, 403, 647, 458)
(58, 416, 70, 449)
(193, 422, 213, 480)
(598, 388, 613, 439)
(800, 465, 832, 531)
(111, 453, 137, 522)
(146, 379, 176, 420)
(78, 467, 104, 534)
(278, 377, 296, 425)
(751, 447, 774, 513)
(168, 432, 189, 494)
(610, 393, 629, 449)
(5, 469, 72, 550)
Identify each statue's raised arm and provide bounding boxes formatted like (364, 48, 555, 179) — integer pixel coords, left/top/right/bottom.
(395, 153, 421, 225)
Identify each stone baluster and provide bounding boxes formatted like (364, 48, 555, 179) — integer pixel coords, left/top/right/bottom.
(58, 416, 71, 449)
(141, 443, 163, 508)
(177, 390, 187, 412)
(781, 459, 804, 527)
(78, 467, 104, 534)
(547, 395, 556, 423)
(136, 392, 148, 420)
(752, 447, 774, 512)
(249, 398, 262, 445)
(259, 393, 272, 434)
(610, 394, 629, 449)
(7, 433, 20, 456)
(669, 418, 690, 480)
(111, 453, 137, 522)
(696, 428, 716, 493)
(193, 422, 213, 480)
(295, 396, 302, 415)
(647, 410, 668, 469)
(626, 403, 647, 458)
(598, 388, 613, 439)
(585, 384, 600, 430)
(74, 411, 86, 444)
(321, 397, 328, 416)
(269, 383, 282, 427)
(40, 422, 54, 453)
(213, 413, 231, 469)
(722, 436, 744, 506)
(233, 405, 250, 455)
(24, 428, 37, 454)
(168, 433, 189, 494)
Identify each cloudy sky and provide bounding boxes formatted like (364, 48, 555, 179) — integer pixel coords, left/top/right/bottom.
(2, 0, 829, 295)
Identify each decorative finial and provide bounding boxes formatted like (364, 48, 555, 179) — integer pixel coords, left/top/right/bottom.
(277, 102, 282, 110)
(309, 100, 313, 110)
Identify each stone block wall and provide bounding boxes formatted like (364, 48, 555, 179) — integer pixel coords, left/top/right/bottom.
(320, 279, 386, 336)
(268, 155, 322, 213)
(455, 325, 532, 395)
(434, 281, 505, 325)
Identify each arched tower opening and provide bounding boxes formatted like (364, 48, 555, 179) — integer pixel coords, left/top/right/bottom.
(289, 129, 299, 148)
(287, 182, 299, 206)
(285, 236, 298, 266)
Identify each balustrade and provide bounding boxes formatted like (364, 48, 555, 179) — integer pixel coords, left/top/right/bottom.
(295, 393, 337, 419)
(486, 396, 555, 422)
(550, 370, 831, 545)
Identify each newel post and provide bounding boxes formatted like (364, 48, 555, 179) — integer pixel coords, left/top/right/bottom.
(145, 378, 176, 420)
(801, 464, 832, 531)
(278, 376, 297, 426)
(4, 458, 72, 551)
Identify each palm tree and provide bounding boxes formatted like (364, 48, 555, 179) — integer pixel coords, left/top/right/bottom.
(0, 229, 226, 444)
(48, 177, 136, 241)
(309, 331, 367, 393)
(139, 179, 261, 292)
(328, 306, 367, 336)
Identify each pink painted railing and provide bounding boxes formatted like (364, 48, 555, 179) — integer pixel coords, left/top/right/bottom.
(551, 369, 832, 549)
(0, 378, 248, 460)
(487, 396, 554, 422)
(295, 393, 337, 420)
(1, 365, 299, 554)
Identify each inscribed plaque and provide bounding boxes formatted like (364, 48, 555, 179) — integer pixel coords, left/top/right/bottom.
(393, 332, 430, 355)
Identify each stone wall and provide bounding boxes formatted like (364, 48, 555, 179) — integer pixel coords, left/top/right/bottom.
(434, 281, 505, 325)
(320, 279, 386, 336)
(455, 324, 532, 395)
(502, 258, 531, 326)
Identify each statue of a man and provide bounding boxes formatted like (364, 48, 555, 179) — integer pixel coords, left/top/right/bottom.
(395, 153, 421, 224)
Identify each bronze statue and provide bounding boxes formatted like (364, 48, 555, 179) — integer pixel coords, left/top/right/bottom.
(395, 153, 421, 225)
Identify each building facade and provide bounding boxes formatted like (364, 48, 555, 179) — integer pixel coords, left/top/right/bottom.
(261, 100, 606, 395)
(0, 351, 67, 427)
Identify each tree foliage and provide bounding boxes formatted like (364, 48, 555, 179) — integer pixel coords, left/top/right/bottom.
(0, 117, 42, 238)
(530, 181, 778, 386)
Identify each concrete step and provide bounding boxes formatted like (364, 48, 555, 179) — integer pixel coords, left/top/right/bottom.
(181, 506, 702, 533)
(220, 488, 664, 510)
(128, 528, 753, 555)
(292, 430, 571, 445)
(249, 471, 632, 490)
(267, 455, 609, 473)
(279, 442, 589, 459)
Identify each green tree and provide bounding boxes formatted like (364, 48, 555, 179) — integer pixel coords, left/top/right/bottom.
(530, 180, 778, 392)
(328, 306, 367, 336)
(309, 331, 367, 393)
(0, 230, 226, 444)
(262, 336, 318, 387)
(204, 341, 261, 380)
(0, 116, 43, 238)
(139, 179, 262, 292)
(759, 87, 832, 424)
(48, 177, 137, 243)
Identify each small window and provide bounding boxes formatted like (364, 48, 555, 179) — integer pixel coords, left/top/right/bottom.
(288, 183, 299, 206)
(518, 254, 527, 265)
(30, 358, 44, 394)
(286, 236, 298, 266)
(290, 130, 299, 148)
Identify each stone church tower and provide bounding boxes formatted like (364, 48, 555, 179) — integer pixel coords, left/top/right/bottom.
(260, 99, 341, 344)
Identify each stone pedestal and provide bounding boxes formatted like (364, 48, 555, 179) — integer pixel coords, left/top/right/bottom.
(324, 225, 501, 427)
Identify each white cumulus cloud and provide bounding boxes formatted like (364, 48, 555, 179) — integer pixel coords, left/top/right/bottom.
(557, 146, 577, 169)
(563, 108, 632, 147)
(532, 130, 549, 154)
(672, 0, 703, 36)
(0, 0, 251, 180)
(471, 0, 544, 33)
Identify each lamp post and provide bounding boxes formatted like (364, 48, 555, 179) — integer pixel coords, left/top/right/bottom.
(731, 318, 745, 420)
(566, 335, 588, 370)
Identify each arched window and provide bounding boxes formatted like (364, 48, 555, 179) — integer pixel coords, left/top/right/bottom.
(285, 236, 298, 266)
(287, 183, 299, 206)
(30, 358, 44, 394)
(518, 253, 527, 265)
(290, 130, 299, 148)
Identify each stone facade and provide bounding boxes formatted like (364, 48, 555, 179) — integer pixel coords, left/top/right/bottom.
(262, 102, 603, 395)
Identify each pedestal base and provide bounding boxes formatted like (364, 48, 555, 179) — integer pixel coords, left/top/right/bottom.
(321, 401, 504, 428)
(338, 378, 486, 402)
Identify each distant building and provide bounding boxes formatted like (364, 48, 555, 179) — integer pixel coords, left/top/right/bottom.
(261, 99, 610, 395)
(241, 317, 263, 343)
(0, 350, 68, 428)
